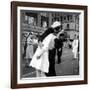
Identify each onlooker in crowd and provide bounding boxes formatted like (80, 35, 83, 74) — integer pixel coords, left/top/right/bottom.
(33, 35, 38, 53)
(25, 32, 34, 66)
(72, 34, 79, 59)
(54, 33, 65, 64)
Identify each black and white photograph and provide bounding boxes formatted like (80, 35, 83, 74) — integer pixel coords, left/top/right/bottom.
(20, 10, 80, 78)
(11, 1, 87, 88)
(17, 6, 84, 82)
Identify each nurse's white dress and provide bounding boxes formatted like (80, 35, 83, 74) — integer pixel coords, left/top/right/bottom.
(29, 33, 56, 73)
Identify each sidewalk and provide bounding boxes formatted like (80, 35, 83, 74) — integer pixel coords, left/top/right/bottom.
(21, 48, 79, 78)
(55, 48, 79, 76)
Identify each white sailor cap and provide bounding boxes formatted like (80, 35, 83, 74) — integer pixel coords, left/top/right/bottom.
(51, 21, 61, 28)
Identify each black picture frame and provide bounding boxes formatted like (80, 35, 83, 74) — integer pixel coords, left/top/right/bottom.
(11, 1, 88, 89)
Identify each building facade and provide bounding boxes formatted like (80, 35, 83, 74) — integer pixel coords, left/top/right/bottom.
(21, 10, 80, 40)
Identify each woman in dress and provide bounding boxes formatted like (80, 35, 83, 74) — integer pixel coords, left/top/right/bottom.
(25, 33, 34, 66)
(29, 21, 62, 77)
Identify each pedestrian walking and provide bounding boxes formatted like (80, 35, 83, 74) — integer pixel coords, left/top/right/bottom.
(72, 35, 79, 59)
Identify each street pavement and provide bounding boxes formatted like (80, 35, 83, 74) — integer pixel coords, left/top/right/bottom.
(21, 47, 79, 78)
(55, 48, 79, 76)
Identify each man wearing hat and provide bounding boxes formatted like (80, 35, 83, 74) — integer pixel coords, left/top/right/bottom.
(54, 33, 65, 64)
(39, 21, 62, 42)
(38, 21, 64, 76)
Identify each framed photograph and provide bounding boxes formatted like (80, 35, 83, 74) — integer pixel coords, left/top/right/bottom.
(11, 1, 88, 89)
